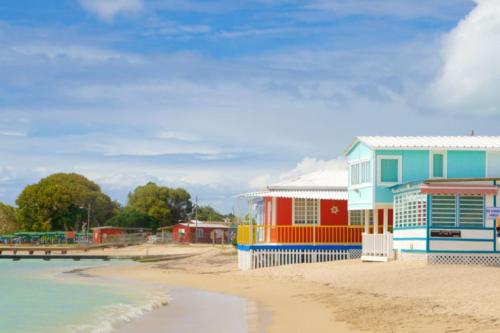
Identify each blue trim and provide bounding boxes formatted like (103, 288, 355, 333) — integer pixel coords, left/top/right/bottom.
(393, 237, 426, 241)
(429, 226, 494, 230)
(426, 194, 430, 252)
(237, 244, 362, 251)
(495, 179, 497, 253)
(393, 226, 426, 230)
(428, 250, 496, 254)
(402, 249, 498, 254)
(429, 238, 493, 242)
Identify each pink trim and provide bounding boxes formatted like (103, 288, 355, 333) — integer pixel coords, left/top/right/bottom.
(421, 184, 498, 195)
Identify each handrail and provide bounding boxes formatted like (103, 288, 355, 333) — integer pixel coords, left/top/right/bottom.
(237, 225, 391, 245)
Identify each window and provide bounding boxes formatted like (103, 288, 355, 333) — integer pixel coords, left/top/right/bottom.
(349, 160, 371, 186)
(349, 210, 373, 225)
(394, 192, 427, 228)
(430, 151, 446, 178)
(293, 199, 319, 225)
(458, 196, 484, 227)
(431, 195, 485, 227)
(196, 228, 204, 238)
(377, 156, 402, 185)
(431, 195, 456, 227)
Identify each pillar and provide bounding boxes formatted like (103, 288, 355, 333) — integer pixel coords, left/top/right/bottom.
(364, 210, 369, 234)
(373, 208, 379, 234)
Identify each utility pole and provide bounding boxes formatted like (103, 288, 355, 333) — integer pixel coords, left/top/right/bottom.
(194, 196, 198, 243)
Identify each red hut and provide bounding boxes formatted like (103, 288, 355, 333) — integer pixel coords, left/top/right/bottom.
(92, 226, 124, 244)
(172, 220, 232, 244)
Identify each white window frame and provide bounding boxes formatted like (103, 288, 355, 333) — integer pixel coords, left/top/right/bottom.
(292, 198, 321, 225)
(348, 158, 372, 188)
(377, 155, 402, 187)
(429, 151, 447, 179)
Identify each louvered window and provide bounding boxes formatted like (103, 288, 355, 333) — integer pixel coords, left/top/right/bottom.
(431, 195, 484, 227)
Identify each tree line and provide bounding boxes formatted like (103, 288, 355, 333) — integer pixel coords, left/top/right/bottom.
(0, 173, 232, 234)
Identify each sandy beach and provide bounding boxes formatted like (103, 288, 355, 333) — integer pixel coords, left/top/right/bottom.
(86, 244, 500, 333)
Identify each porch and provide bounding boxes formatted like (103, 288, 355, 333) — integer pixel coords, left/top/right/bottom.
(237, 224, 386, 245)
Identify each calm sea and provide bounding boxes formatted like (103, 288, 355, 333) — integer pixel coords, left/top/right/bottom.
(0, 260, 168, 333)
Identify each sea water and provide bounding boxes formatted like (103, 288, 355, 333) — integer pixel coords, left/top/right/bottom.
(0, 260, 168, 333)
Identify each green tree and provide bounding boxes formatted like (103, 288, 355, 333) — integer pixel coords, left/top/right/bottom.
(195, 205, 225, 222)
(0, 203, 18, 234)
(16, 173, 118, 231)
(127, 183, 193, 228)
(106, 207, 154, 229)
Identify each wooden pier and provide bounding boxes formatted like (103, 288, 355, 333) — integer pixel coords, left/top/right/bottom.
(0, 246, 196, 261)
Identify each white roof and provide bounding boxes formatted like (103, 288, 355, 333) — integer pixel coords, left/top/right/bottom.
(179, 220, 231, 229)
(240, 168, 348, 200)
(346, 136, 500, 153)
(268, 168, 347, 190)
(242, 190, 347, 200)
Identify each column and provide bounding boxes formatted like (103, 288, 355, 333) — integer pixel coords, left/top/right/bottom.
(364, 210, 369, 234)
(383, 208, 389, 234)
(373, 208, 379, 234)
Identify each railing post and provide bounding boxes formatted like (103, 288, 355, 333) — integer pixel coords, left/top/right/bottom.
(313, 225, 316, 246)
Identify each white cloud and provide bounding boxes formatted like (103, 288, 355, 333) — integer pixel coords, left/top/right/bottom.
(279, 157, 347, 180)
(428, 0, 500, 115)
(248, 174, 272, 189)
(0, 131, 26, 137)
(79, 0, 143, 22)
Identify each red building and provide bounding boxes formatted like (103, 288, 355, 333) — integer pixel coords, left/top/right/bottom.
(92, 226, 124, 244)
(172, 220, 233, 244)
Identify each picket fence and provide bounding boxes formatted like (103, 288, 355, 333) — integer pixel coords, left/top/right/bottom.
(238, 248, 361, 270)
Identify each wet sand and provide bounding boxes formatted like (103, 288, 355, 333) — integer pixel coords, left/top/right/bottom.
(116, 286, 269, 333)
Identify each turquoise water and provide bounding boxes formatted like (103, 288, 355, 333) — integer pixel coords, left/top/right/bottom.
(0, 260, 168, 333)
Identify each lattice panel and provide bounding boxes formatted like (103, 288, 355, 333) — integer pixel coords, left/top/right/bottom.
(349, 249, 362, 259)
(429, 254, 500, 266)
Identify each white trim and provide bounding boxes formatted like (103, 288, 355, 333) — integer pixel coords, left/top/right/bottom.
(349, 158, 372, 187)
(377, 155, 402, 187)
(429, 151, 447, 179)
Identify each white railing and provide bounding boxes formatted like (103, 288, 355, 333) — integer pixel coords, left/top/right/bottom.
(362, 233, 394, 261)
(238, 248, 362, 270)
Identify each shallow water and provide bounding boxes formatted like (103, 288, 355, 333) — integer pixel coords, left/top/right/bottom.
(0, 260, 168, 333)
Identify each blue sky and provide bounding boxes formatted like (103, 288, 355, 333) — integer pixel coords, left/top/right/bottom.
(1, 0, 499, 213)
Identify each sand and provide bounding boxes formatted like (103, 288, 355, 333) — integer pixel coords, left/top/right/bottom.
(87, 244, 500, 333)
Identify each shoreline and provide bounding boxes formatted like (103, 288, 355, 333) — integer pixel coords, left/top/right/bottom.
(83, 244, 500, 333)
(85, 246, 356, 333)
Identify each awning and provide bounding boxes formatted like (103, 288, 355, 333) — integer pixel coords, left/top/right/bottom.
(240, 190, 347, 200)
(420, 184, 498, 196)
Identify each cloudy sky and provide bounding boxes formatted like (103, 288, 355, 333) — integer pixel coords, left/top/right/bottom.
(0, 0, 499, 213)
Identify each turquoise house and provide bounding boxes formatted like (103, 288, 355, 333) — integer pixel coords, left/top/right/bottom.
(344, 136, 500, 263)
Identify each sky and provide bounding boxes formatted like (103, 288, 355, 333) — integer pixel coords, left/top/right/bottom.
(0, 0, 499, 213)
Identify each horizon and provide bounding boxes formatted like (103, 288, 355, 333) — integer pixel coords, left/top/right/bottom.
(1, 0, 500, 213)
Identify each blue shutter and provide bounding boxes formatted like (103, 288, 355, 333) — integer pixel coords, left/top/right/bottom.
(433, 154, 444, 178)
(381, 159, 398, 182)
